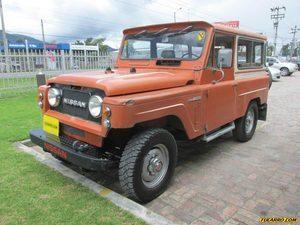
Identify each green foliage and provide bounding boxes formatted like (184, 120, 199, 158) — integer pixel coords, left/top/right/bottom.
(74, 40, 84, 45)
(0, 94, 145, 225)
(267, 44, 274, 56)
(281, 43, 291, 56)
(73, 38, 109, 52)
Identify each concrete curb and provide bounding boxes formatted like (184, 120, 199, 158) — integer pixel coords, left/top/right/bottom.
(16, 140, 177, 225)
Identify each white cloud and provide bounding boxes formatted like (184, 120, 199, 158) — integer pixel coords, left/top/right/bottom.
(2, 0, 300, 48)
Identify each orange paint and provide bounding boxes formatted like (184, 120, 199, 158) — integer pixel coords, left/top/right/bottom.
(37, 21, 269, 146)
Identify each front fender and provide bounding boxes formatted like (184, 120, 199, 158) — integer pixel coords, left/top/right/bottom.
(104, 85, 206, 139)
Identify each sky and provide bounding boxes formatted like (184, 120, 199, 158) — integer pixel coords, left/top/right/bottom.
(2, 0, 300, 49)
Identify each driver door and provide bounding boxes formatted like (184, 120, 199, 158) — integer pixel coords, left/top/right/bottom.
(205, 34, 237, 132)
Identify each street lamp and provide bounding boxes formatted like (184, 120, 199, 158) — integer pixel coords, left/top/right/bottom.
(174, 7, 182, 22)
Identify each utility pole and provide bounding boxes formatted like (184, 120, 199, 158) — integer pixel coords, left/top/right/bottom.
(270, 6, 286, 56)
(174, 7, 182, 22)
(0, 0, 10, 72)
(41, 19, 47, 68)
(290, 25, 300, 58)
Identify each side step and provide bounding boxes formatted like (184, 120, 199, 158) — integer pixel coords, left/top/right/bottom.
(202, 122, 235, 142)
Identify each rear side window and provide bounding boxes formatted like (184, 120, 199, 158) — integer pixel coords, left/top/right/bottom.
(237, 38, 265, 69)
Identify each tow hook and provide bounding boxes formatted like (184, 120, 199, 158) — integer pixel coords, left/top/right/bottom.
(72, 140, 89, 152)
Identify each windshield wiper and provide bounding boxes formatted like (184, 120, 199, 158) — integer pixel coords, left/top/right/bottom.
(178, 25, 193, 34)
(134, 29, 148, 37)
(153, 27, 169, 36)
(166, 25, 193, 38)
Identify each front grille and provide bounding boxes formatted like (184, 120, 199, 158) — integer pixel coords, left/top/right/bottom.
(51, 84, 104, 123)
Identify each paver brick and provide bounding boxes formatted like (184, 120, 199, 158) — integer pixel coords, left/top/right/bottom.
(52, 73, 300, 225)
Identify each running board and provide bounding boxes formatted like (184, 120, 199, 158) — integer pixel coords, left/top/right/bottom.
(202, 122, 235, 142)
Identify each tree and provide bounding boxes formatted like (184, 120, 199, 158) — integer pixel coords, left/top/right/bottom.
(84, 38, 94, 45)
(281, 43, 291, 56)
(73, 38, 109, 52)
(74, 40, 84, 45)
(84, 37, 108, 52)
(267, 44, 274, 56)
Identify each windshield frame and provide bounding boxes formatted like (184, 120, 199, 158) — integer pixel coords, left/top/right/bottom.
(119, 28, 207, 61)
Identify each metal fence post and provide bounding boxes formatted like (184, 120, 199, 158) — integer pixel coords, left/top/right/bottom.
(70, 49, 73, 70)
(61, 50, 66, 72)
(25, 39, 30, 71)
(84, 43, 87, 69)
(36, 70, 46, 87)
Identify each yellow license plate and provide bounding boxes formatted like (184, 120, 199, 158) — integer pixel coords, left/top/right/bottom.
(43, 115, 59, 137)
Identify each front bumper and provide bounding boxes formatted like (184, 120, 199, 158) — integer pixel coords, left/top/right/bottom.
(29, 129, 117, 171)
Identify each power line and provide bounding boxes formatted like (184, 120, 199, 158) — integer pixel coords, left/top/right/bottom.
(270, 6, 286, 56)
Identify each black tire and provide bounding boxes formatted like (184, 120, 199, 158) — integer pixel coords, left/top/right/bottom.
(119, 128, 177, 203)
(233, 101, 258, 142)
(280, 67, 290, 76)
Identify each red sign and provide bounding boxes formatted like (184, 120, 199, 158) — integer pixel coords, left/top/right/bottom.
(215, 21, 240, 28)
(44, 142, 68, 159)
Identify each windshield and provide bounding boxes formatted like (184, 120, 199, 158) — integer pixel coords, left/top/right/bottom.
(121, 28, 206, 60)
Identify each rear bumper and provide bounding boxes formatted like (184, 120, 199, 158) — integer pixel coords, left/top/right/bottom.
(29, 129, 117, 171)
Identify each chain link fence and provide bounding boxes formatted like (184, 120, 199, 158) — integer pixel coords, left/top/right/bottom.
(0, 50, 117, 98)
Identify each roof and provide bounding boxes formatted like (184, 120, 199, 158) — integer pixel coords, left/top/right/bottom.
(123, 21, 267, 41)
(212, 23, 267, 40)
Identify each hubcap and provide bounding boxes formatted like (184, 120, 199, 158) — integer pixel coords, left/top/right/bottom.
(245, 108, 255, 134)
(142, 144, 169, 188)
(280, 68, 288, 76)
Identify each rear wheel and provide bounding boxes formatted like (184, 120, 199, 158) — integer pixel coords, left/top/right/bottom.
(119, 128, 177, 203)
(233, 101, 258, 142)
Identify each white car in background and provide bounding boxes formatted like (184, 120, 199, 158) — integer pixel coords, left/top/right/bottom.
(268, 66, 281, 81)
(266, 57, 298, 76)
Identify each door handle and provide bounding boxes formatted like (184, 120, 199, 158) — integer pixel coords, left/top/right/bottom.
(212, 70, 225, 84)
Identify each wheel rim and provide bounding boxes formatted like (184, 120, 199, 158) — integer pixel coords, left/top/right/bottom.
(141, 144, 169, 188)
(280, 68, 288, 76)
(245, 108, 255, 134)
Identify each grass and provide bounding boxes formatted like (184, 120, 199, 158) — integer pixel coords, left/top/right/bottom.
(0, 93, 146, 225)
(0, 77, 36, 98)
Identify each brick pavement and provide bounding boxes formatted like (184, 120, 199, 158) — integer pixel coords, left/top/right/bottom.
(145, 72, 300, 224)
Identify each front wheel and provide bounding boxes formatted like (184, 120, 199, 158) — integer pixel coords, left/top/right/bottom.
(280, 67, 290, 76)
(233, 101, 258, 142)
(119, 128, 177, 203)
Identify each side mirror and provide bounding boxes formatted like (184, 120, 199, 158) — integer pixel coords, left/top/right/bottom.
(269, 62, 274, 66)
(217, 48, 232, 68)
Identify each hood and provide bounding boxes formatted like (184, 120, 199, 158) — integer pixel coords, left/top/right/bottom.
(281, 62, 297, 67)
(48, 70, 195, 96)
(268, 66, 280, 73)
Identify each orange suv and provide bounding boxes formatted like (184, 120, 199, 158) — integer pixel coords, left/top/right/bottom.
(30, 21, 269, 203)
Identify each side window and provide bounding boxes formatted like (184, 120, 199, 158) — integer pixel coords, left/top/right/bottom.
(237, 38, 264, 69)
(237, 39, 252, 68)
(207, 34, 234, 68)
(253, 42, 263, 66)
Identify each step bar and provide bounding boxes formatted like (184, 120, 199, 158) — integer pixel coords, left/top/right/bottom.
(202, 122, 235, 142)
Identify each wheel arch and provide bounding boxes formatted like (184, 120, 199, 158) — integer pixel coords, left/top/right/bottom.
(135, 115, 188, 139)
(246, 97, 267, 121)
(105, 115, 189, 149)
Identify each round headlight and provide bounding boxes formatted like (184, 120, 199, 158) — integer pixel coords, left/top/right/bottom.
(88, 95, 103, 118)
(48, 88, 61, 107)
